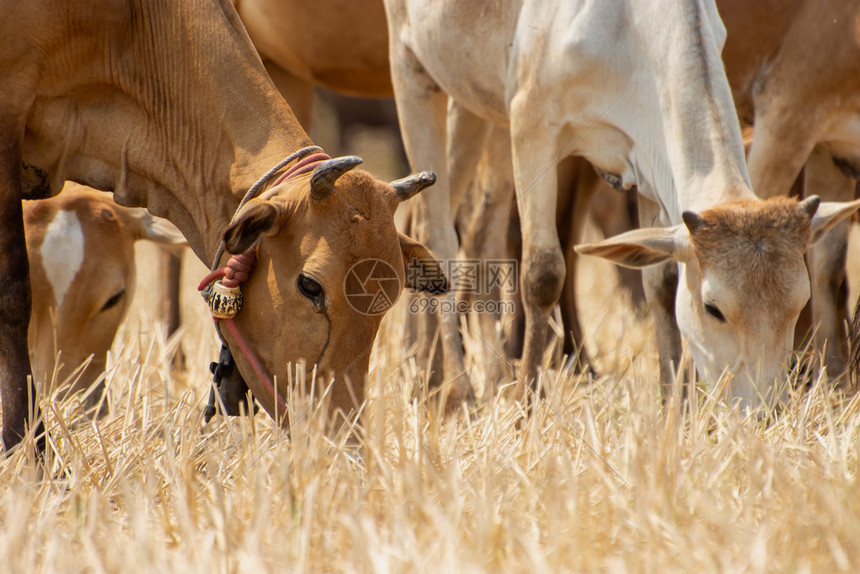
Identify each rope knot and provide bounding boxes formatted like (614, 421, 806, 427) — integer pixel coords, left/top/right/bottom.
(197, 248, 257, 319)
(221, 249, 257, 288)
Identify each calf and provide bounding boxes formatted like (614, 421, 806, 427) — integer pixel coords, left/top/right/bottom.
(25, 184, 185, 411)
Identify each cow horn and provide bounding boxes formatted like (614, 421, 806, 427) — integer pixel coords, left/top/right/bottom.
(390, 171, 437, 202)
(310, 156, 363, 201)
(799, 195, 821, 217)
(681, 210, 703, 233)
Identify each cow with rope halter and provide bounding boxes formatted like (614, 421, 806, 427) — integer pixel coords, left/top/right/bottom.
(198, 147, 447, 427)
(0, 0, 448, 452)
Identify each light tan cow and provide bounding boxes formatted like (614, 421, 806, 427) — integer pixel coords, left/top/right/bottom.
(0, 0, 443, 450)
(384, 0, 860, 409)
(553, 1, 860, 380)
(25, 184, 186, 411)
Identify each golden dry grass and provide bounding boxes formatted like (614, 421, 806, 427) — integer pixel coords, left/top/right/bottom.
(3, 225, 860, 574)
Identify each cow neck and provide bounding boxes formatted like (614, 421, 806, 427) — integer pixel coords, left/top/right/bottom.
(633, 0, 754, 219)
(199, 145, 332, 418)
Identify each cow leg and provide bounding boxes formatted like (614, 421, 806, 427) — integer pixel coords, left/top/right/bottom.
(556, 157, 602, 371)
(509, 108, 566, 393)
(639, 197, 682, 402)
(0, 132, 42, 453)
(503, 208, 525, 361)
(747, 84, 827, 201)
(447, 103, 491, 355)
(590, 188, 644, 308)
(387, 40, 474, 409)
(447, 101, 492, 214)
(159, 249, 185, 369)
(805, 146, 855, 378)
(458, 127, 517, 396)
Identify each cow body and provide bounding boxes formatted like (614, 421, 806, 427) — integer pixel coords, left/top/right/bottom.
(0, 0, 442, 450)
(25, 184, 185, 411)
(384, 0, 860, 408)
(234, 0, 393, 127)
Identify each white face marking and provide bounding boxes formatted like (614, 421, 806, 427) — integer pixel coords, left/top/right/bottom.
(39, 209, 85, 310)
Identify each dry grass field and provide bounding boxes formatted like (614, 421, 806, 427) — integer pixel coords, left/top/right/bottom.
(3, 111, 860, 572)
(2, 221, 860, 574)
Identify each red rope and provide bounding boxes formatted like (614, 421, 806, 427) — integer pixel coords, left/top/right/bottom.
(198, 253, 288, 418)
(270, 153, 330, 187)
(197, 267, 225, 292)
(222, 316, 287, 417)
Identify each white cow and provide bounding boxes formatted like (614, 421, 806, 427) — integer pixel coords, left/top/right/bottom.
(384, 0, 860, 408)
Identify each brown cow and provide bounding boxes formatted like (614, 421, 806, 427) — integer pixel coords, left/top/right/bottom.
(232, 0, 476, 403)
(0, 0, 442, 451)
(26, 184, 186, 412)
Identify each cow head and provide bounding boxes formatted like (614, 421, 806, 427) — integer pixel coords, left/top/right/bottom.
(577, 196, 860, 410)
(218, 158, 444, 424)
(25, 184, 186, 412)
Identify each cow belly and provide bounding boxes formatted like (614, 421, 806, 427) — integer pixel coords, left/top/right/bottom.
(399, 0, 515, 124)
(819, 115, 860, 177)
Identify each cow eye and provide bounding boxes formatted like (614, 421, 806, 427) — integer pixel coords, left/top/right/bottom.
(100, 288, 125, 312)
(704, 302, 726, 323)
(297, 274, 323, 300)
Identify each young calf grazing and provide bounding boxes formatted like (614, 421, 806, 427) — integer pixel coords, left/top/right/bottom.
(578, 196, 860, 408)
(25, 184, 186, 411)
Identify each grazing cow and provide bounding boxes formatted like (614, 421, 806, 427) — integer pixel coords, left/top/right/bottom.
(718, 0, 860, 376)
(25, 184, 186, 411)
(383, 0, 860, 408)
(161, 0, 406, 378)
(232, 0, 475, 405)
(0, 0, 443, 450)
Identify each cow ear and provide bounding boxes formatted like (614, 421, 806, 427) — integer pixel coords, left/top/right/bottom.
(222, 203, 285, 254)
(575, 224, 693, 268)
(125, 208, 187, 249)
(399, 232, 449, 294)
(808, 197, 860, 245)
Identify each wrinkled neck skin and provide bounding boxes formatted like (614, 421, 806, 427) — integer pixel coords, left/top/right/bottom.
(632, 0, 754, 216)
(545, 0, 755, 226)
(19, 0, 311, 264)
